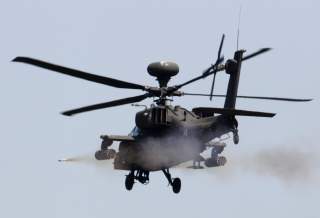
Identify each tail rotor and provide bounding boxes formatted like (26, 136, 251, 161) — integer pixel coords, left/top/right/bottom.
(209, 34, 225, 101)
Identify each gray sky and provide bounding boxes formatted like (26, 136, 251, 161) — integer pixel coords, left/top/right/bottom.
(0, 0, 319, 218)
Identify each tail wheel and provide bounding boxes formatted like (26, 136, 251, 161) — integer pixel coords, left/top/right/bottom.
(172, 178, 181, 194)
(233, 130, 239, 144)
(125, 175, 134, 191)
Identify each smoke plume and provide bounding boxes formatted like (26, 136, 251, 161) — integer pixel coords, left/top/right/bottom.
(59, 137, 319, 184)
(206, 143, 320, 184)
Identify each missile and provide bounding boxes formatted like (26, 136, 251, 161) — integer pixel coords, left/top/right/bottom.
(58, 158, 72, 162)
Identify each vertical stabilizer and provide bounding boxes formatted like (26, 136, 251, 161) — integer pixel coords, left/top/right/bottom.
(224, 50, 245, 109)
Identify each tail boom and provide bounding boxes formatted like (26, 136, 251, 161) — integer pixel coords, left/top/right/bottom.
(224, 50, 245, 109)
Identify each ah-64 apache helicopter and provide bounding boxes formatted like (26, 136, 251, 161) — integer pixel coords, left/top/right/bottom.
(13, 34, 311, 193)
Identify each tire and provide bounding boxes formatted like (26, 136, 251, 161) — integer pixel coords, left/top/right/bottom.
(125, 175, 134, 191)
(172, 178, 181, 194)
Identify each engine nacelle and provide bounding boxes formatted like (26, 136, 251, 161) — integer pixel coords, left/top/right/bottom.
(204, 156, 227, 167)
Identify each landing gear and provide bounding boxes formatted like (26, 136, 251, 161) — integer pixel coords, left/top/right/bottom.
(172, 178, 181, 194)
(124, 169, 150, 191)
(125, 171, 135, 191)
(123, 169, 181, 193)
(162, 169, 181, 194)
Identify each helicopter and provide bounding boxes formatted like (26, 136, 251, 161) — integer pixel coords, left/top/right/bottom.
(13, 34, 312, 194)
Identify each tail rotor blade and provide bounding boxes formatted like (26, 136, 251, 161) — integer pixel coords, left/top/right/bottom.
(169, 34, 226, 93)
(209, 34, 225, 101)
(216, 34, 225, 64)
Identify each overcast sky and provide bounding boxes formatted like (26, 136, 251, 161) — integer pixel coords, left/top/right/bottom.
(0, 0, 319, 218)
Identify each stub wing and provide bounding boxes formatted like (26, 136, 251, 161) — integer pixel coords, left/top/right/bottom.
(100, 134, 135, 142)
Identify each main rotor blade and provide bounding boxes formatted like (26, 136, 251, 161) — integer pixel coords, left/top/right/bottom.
(183, 93, 313, 102)
(12, 57, 146, 90)
(209, 73, 217, 101)
(242, 48, 271, 61)
(193, 107, 276, 118)
(216, 34, 225, 63)
(61, 93, 150, 116)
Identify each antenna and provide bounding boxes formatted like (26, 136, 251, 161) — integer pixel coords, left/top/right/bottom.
(236, 5, 242, 50)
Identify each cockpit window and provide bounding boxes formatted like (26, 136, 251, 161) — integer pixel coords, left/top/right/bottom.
(129, 126, 141, 137)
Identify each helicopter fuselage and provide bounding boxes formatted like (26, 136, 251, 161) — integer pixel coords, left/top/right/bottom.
(13, 42, 310, 193)
(113, 105, 234, 171)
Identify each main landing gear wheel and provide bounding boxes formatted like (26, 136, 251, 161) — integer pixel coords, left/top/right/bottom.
(124, 170, 149, 191)
(162, 169, 182, 194)
(125, 174, 134, 191)
(172, 178, 181, 194)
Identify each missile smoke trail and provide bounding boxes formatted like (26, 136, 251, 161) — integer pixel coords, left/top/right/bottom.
(58, 153, 94, 163)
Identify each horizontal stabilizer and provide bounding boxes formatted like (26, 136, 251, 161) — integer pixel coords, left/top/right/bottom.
(192, 107, 276, 118)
